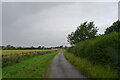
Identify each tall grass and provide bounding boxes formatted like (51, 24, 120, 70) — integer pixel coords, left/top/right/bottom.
(64, 52, 118, 78)
(67, 32, 119, 71)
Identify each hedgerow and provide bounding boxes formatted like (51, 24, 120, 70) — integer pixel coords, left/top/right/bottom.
(67, 32, 119, 70)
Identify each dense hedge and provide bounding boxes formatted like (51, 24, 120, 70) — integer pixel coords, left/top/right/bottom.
(67, 32, 119, 69)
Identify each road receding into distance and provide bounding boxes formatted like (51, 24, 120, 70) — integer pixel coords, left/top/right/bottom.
(49, 50, 86, 78)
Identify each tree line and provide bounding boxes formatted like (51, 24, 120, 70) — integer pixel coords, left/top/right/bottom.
(1, 45, 64, 50)
(67, 20, 120, 45)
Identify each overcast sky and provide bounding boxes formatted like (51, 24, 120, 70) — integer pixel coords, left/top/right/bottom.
(2, 2, 118, 47)
(118, 1, 120, 20)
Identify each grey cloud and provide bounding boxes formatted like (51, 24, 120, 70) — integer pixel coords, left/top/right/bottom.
(2, 2, 118, 47)
(118, 1, 120, 20)
(0, 2, 2, 46)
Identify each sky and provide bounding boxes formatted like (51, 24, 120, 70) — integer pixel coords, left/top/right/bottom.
(118, 1, 120, 20)
(2, 2, 118, 47)
(0, 2, 2, 46)
(1, 0, 119, 2)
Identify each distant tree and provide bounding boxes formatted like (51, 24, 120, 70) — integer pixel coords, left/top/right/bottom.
(30, 46, 35, 49)
(60, 45, 63, 48)
(17, 46, 23, 50)
(67, 21, 98, 45)
(64, 46, 67, 48)
(42, 46, 45, 49)
(38, 46, 41, 49)
(10, 46, 16, 50)
(2, 46, 5, 50)
(0, 47, 1, 50)
(105, 20, 120, 34)
(5, 45, 16, 50)
(6, 45, 11, 49)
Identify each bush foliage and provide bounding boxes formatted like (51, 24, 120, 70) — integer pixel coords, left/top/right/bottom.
(64, 52, 118, 78)
(105, 20, 120, 34)
(67, 21, 98, 45)
(67, 32, 119, 70)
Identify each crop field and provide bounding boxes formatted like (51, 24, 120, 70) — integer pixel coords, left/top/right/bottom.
(2, 49, 58, 67)
(3, 52, 58, 78)
(2, 49, 59, 78)
(1, 49, 58, 55)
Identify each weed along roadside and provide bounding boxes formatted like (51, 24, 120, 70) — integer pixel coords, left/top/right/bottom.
(64, 52, 118, 78)
(2, 50, 59, 78)
(64, 32, 119, 78)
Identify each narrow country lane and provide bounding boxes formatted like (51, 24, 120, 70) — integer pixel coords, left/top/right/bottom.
(48, 50, 86, 78)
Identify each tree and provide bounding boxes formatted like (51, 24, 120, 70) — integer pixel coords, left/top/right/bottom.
(30, 46, 35, 49)
(105, 20, 120, 34)
(42, 46, 45, 49)
(17, 46, 23, 50)
(5, 45, 16, 50)
(60, 45, 63, 48)
(38, 46, 41, 49)
(67, 21, 98, 45)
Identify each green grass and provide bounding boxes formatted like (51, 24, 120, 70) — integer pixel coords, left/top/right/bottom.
(2, 50, 56, 68)
(64, 52, 118, 78)
(2, 52, 57, 78)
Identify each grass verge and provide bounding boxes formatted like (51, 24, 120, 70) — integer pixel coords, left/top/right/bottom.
(64, 51, 118, 78)
(2, 52, 57, 78)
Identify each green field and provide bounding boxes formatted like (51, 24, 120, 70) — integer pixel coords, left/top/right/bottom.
(1, 49, 58, 55)
(2, 49, 58, 68)
(2, 49, 59, 78)
(2, 50, 58, 78)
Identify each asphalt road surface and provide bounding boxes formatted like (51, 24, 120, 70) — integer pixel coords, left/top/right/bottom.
(49, 50, 86, 78)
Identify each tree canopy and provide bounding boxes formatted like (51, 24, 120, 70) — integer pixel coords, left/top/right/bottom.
(104, 20, 120, 34)
(67, 21, 98, 45)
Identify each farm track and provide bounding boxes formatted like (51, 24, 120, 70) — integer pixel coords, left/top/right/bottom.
(49, 50, 86, 78)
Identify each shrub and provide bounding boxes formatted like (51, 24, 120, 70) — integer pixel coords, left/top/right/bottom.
(64, 52, 118, 78)
(67, 32, 119, 69)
